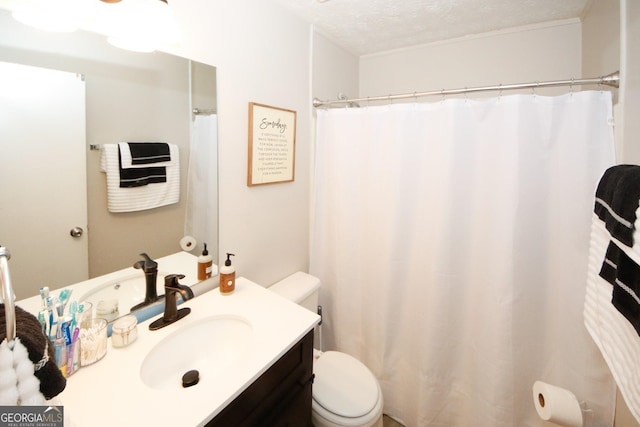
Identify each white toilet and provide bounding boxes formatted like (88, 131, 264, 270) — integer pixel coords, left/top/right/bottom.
(269, 272, 384, 427)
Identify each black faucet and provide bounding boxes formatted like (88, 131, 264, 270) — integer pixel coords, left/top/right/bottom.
(149, 274, 194, 331)
(131, 253, 162, 312)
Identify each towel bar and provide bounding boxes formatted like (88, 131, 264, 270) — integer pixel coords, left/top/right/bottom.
(0, 246, 16, 345)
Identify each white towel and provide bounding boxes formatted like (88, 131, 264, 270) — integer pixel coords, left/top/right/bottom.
(585, 209, 640, 423)
(0, 338, 46, 406)
(100, 143, 180, 213)
(118, 142, 177, 169)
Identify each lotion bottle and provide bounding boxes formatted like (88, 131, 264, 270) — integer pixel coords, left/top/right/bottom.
(197, 243, 213, 281)
(219, 253, 236, 295)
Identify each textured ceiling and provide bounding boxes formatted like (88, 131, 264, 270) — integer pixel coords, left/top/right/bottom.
(272, 0, 592, 56)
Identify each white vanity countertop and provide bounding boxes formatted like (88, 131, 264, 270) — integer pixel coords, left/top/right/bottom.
(17, 251, 203, 315)
(58, 277, 319, 427)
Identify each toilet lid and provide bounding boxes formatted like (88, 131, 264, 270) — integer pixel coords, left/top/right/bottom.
(313, 351, 379, 418)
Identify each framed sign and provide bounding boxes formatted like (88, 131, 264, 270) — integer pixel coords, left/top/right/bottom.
(248, 102, 296, 186)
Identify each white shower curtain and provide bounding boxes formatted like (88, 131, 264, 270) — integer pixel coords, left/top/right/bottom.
(185, 114, 218, 254)
(310, 91, 616, 426)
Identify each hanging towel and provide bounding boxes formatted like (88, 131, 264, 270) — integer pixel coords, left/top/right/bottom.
(594, 165, 640, 247)
(585, 216, 640, 423)
(0, 338, 45, 406)
(598, 241, 640, 335)
(101, 143, 180, 213)
(0, 305, 66, 402)
(125, 142, 170, 165)
(118, 145, 167, 188)
(118, 165, 167, 187)
(118, 142, 176, 169)
(585, 166, 640, 424)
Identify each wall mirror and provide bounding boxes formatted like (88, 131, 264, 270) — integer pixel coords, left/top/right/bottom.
(0, 8, 218, 302)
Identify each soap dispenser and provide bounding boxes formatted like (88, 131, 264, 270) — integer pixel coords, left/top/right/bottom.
(219, 253, 236, 295)
(197, 243, 213, 281)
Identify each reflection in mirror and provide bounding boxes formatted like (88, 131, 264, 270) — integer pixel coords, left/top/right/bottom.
(0, 8, 218, 303)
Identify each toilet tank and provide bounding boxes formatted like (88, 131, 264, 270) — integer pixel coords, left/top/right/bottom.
(268, 271, 320, 313)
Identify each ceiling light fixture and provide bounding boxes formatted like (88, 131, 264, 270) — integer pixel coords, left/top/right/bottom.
(104, 0, 181, 53)
(11, 0, 81, 33)
(7, 0, 181, 53)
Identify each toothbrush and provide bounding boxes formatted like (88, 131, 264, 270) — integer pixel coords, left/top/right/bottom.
(59, 289, 73, 314)
(46, 296, 56, 340)
(67, 327, 80, 375)
(39, 286, 50, 309)
(53, 337, 67, 377)
(44, 310, 51, 341)
(69, 301, 78, 329)
(55, 298, 64, 318)
(77, 304, 85, 327)
(38, 311, 46, 334)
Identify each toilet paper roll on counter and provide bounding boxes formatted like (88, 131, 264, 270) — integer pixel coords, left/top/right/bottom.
(533, 381, 583, 427)
(180, 235, 197, 252)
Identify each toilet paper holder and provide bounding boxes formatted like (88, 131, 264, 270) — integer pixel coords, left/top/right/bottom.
(533, 381, 593, 427)
(538, 393, 593, 418)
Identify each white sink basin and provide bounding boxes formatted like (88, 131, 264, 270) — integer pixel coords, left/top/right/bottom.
(139, 315, 253, 390)
(78, 272, 167, 320)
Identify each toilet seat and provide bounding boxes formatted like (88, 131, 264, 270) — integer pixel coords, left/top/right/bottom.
(312, 351, 383, 427)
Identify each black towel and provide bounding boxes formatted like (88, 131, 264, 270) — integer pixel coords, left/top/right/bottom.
(594, 165, 640, 247)
(118, 167, 167, 188)
(599, 240, 620, 284)
(599, 241, 640, 336)
(0, 305, 66, 399)
(118, 145, 167, 188)
(127, 142, 170, 165)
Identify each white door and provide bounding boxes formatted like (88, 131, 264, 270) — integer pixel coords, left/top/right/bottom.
(0, 61, 88, 300)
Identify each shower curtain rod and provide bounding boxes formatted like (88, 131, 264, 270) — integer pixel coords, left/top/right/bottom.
(312, 71, 620, 108)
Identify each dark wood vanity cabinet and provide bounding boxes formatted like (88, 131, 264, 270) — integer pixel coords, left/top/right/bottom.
(206, 329, 315, 427)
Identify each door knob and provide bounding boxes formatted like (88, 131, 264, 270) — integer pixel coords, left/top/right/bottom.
(70, 227, 84, 238)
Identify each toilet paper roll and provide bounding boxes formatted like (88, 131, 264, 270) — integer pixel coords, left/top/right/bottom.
(533, 381, 583, 427)
(180, 235, 197, 252)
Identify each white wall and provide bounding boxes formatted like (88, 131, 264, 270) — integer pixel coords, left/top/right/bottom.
(167, 0, 314, 286)
(359, 20, 582, 100)
(582, 0, 620, 79)
(582, 0, 622, 160)
(619, 0, 640, 164)
(311, 31, 360, 106)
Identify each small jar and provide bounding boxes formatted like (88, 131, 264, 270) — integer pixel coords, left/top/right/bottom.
(111, 315, 138, 348)
(96, 299, 120, 323)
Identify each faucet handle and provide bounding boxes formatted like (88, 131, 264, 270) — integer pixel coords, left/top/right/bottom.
(164, 274, 186, 288)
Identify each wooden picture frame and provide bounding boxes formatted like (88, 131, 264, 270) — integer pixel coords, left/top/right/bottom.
(247, 102, 296, 186)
